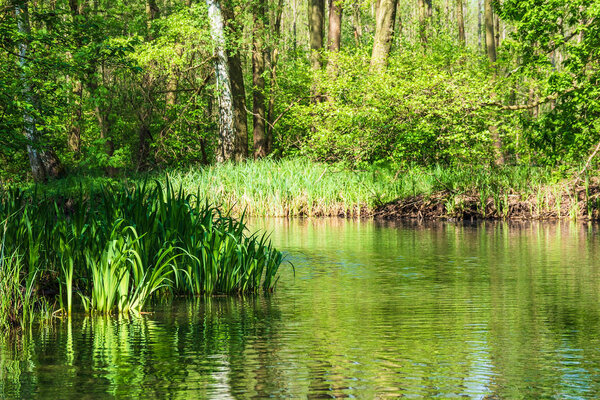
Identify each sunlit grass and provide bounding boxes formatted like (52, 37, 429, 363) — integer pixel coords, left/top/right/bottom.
(21, 157, 584, 219)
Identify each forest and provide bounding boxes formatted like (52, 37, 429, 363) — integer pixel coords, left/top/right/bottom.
(0, 0, 598, 184)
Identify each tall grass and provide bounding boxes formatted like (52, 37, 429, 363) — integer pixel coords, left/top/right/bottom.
(0, 180, 287, 319)
(163, 159, 569, 218)
(0, 218, 38, 330)
(20, 157, 590, 219)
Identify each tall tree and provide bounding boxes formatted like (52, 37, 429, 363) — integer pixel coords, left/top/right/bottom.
(14, 0, 62, 181)
(351, 0, 362, 46)
(418, 0, 432, 44)
(265, 0, 284, 153)
(146, 0, 159, 39)
(370, 0, 397, 70)
(327, 0, 342, 52)
(223, 3, 249, 160)
(252, 0, 267, 158)
(137, 0, 161, 169)
(308, 0, 325, 70)
(205, 0, 235, 162)
(478, 0, 482, 49)
(484, 0, 501, 163)
(456, 0, 465, 44)
(68, 0, 85, 153)
(484, 0, 496, 63)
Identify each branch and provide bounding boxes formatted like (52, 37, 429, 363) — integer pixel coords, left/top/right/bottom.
(577, 139, 600, 179)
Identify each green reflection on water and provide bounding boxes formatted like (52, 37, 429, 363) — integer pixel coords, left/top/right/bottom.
(2, 219, 600, 399)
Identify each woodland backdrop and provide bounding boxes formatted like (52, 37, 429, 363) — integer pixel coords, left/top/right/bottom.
(1, 0, 599, 182)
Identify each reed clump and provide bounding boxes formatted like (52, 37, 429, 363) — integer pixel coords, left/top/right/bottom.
(0, 180, 286, 326)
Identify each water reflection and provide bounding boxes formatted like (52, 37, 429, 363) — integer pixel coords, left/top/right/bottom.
(2, 219, 600, 398)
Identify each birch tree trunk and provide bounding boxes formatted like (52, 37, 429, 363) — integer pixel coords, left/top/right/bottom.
(205, 0, 235, 162)
(15, 0, 62, 182)
(370, 0, 398, 70)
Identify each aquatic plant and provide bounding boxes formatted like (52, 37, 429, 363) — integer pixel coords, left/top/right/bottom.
(0, 179, 287, 317)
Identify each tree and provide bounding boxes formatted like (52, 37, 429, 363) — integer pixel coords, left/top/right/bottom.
(371, 0, 398, 70)
(418, 0, 432, 44)
(253, 0, 267, 158)
(223, 2, 249, 160)
(484, 0, 496, 63)
(14, 0, 63, 181)
(309, 0, 325, 70)
(205, 0, 235, 162)
(327, 0, 342, 52)
(456, 0, 465, 44)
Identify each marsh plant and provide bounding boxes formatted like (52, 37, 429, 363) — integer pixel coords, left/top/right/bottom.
(0, 181, 286, 326)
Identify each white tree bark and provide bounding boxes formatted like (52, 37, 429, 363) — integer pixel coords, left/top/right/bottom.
(15, 1, 47, 181)
(205, 0, 235, 163)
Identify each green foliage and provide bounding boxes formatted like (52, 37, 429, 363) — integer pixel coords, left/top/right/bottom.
(498, 0, 600, 165)
(273, 44, 494, 168)
(0, 179, 287, 319)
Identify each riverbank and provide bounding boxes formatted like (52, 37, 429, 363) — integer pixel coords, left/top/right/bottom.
(18, 158, 600, 221)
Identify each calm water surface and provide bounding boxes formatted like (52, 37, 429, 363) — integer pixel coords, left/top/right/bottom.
(2, 219, 600, 399)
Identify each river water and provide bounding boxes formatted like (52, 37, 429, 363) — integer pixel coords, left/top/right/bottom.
(2, 219, 600, 399)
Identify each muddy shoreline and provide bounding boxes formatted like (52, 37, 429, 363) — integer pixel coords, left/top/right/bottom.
(374, 184, 600, 221)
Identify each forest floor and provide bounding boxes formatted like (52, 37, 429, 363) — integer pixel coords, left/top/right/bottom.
(19, 157, 600, 221)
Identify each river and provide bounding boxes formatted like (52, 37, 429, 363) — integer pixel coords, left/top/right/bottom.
(2, 219, 600, 398)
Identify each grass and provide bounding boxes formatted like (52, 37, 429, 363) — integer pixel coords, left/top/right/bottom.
(18, 157, 596, 219)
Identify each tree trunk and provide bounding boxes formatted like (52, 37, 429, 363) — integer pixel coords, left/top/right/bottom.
(15, 0, 62, 182)
(494, 9, 500, 49)
(68, 0, 83, 153)
(266, 0, 284, 154)
(222, 3, 248, 161)
(308, 0, 325, 70)
(291, 0, 298, 52)
(138, 0, 160, 168)
(94, 102, 118, 176)
(484, 1, 501, 164)
(327, 0, 342, 52)
(456, 0, 465, 44)
(370, 0, 398, 70)
(484, 0, 496, 63)
(252, 0, 267, 158)
(326, 0, 342, 79)
(477, 0, 482, 50)
(352, 1, 362, 46)
(418, 0, 432, 44)
(205, 0, 235, 162)
(146, 0, 159, 40)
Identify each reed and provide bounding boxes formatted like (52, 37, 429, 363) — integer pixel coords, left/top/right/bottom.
(0, 179, 287, 318)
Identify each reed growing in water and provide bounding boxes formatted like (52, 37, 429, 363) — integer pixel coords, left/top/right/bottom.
(0, 180, 286, 326)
